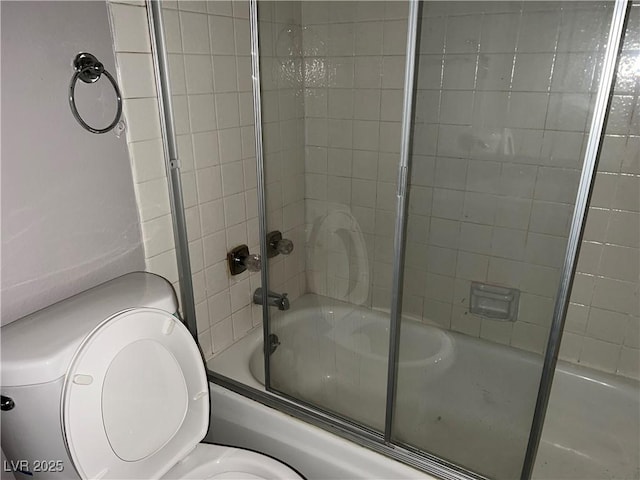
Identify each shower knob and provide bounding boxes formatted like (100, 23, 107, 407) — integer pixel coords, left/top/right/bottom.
(228, 245, 261, 275)
(243, 253, 262, 272)
(266, 231, 294, 258)
(276, 238, 294, 255)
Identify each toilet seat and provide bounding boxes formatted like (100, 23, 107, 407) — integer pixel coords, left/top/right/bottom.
(162, 444, 303, 479)
(62, 308, 209, 479)
(309, 207, 370, 305)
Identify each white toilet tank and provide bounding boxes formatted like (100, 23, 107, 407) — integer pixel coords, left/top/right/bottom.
(0, 272, 179, 479)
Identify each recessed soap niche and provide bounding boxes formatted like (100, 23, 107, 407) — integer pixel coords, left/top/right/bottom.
(469, 282, 520, 322)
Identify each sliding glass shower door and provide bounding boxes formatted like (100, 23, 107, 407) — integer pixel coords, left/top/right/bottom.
(393, 2, 618, 479)
(259, 0, 408, 433)
(203, 0, 628, 478)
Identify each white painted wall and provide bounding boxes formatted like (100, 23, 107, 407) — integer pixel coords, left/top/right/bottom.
(1, 1, 144, 325)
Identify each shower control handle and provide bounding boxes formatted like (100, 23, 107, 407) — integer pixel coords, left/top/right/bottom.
(228, 245, 261, 275)
(266, 230, 294, 257)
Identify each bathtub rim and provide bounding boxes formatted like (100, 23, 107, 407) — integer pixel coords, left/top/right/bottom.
(206, 369, 484, 480)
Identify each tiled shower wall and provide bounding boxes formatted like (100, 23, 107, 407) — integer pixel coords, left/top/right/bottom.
(298, 1, 638, 380)
(109, 0, 638, 377)
(108, 0, 180, 296)
(108, 0, 305, 359)
(563, 3, 639, 379)
(401, 1, 639, 379)
(300, 1, 409, 305)
(160, 0, 262, 358)
(404, 1, 609, 354)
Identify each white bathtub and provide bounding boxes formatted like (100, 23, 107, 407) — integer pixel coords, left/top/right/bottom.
(209, 294, 640, 480)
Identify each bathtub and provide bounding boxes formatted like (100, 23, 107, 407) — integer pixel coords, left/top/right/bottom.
(209, 294, 640, 480)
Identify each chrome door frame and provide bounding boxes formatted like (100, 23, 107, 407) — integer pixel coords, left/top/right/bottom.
(148, 0, 632, 478)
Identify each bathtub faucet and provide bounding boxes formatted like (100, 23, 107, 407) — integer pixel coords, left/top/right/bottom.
(253, 288, 290, 311)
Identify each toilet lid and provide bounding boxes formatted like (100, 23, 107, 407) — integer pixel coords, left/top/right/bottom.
(62, 308, 209, 479)
(309, 208, 370, 305)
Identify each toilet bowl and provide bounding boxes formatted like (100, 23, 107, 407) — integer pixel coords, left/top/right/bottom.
(0, 272, 304, 480)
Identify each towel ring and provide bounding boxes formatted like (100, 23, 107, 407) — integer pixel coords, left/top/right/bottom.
(68, 52, 123, 134)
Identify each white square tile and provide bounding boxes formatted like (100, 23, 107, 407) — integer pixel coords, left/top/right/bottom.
(146, 249, 179, 284)
(232, 306, 253, 340)
(211, 317, 233, 353)
(116, 53, 157, 98)
(178, 1, 207, 14)
(460, 222, 493, 255)
(184, 54, 214, 94)
(136, 177, 171, 222)
(221, 161, 245, 197)
(200, 199, 226, 236)
(612, 174, 640, 212)
(545, 93, 591, 132)
(188, 94, 217, 131)
(445, 15, 480, 54)
(512, 53, 554, 92)
(517, 11, 559, 53)
(524, 232, 567, 268)
(212, 55, 238, 92)
(209, 15, 235, 55)
(508, 93, 548, 129)
(208, 290, 231, 325)
(184, 206, 202, 241)
(511, 321, 547, 354)
(171, 95, 190, 134)
(529, 201, 573, 237)
(218, 127, 242, 163)
(599, 244, 639, 283)
(419, 15, 446, 54)
(408, 186, 433, 216)
(124, 97, 162, 142)
(579, 337, 620, 373)
(476, 54, 514, 92)
(196, 165, 222, 203)
(129, 139, 166, 183)
(192, 131, 220, 168)
(480, 319, 513, 346)
(328, 23, 354, 56)
(205, 260, 230, 296)
(141, 214, 175, 258)
(224, 192, 247, 227)
(383, 20, 407, 55)
(442, 54, 477, 90)
(162, 9, 183, 53)
(230, 278, 251, 313)
(181, 171, 198, 208)
(432, 188, 464, 220)
(586, 307, 630, 344)
(415, 54, 444, 90)
(487, 257, 523, 288)
(202, 230, 227, 268)
(180, 11, 210, 54)
(617, 347, 640, 380)
(215, 93, 240, 129)
(110, 4, 151, 53)
(355, 22, 383, 55)
(480, 13, 519, 53)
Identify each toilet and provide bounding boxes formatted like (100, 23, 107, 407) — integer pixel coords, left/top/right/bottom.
(0, 272, 304, 480)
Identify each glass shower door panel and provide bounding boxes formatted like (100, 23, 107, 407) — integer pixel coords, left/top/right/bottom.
(260, 0, 408, 432)
(393, 2, 614, 478)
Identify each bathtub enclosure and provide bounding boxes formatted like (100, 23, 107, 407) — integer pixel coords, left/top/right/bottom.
(150, 1, 639, 480)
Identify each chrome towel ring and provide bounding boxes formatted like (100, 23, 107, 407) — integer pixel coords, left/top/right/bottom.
(68, 52, 123, 134)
